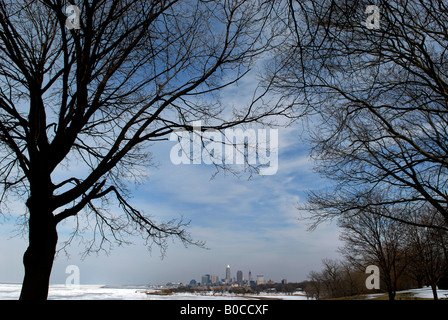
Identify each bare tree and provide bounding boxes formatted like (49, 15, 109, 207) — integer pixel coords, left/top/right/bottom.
(0, 0, 289, 299)
(306, 270, 323, 300)
(319, 258, 343, 298)
(405, 210, 448, 300)
(270, 0, 448, 229)
(338, 208, 408, 300)
(305, 258, 365, 299)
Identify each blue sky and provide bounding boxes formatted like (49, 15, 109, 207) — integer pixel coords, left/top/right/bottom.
(0, 121, 343, 286)
(0, 62, 344, 286)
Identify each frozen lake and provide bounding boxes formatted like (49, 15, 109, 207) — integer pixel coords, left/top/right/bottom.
(0, 283, 309, 300)
(1, 283, 446, 300)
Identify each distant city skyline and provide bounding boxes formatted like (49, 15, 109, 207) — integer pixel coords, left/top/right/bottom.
(178, 264, 284, 287)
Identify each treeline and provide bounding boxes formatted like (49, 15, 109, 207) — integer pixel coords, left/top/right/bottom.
(171, 282, 307, 296)
(306, 210, 448, 300)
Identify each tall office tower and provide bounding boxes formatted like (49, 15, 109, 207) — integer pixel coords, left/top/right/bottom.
(237, 270, 243, 284)
(226, 265, 231, 283)
(201, 274, 210, 285)
(248, 270, 252, 282)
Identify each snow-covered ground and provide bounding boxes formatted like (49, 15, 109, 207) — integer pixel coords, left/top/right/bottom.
(0, 283, 150, 300)
(0, 283, 309, 300)
(0, 283, 447, 300)
(364, 287, 448, 300)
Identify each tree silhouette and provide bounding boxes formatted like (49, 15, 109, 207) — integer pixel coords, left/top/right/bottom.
(272, 0, 448, 229)
(0, 0, 288, 299)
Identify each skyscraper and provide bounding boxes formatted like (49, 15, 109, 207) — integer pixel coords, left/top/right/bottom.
(201, 274, 210, 285)
(248, 270, 255, 287)
(237, 270, 243, 284)
(226, 265, 231, 283)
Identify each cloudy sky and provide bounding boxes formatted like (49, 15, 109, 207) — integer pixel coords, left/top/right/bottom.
(0, 127, 342, 286)
(0, 72, 344, 287)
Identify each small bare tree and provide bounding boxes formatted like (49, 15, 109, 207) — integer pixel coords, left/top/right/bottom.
(305, 258, 365, 299)
(0, 0, 289, 299)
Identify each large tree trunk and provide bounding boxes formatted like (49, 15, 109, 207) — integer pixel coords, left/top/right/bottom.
(19, 195, 58, 300)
